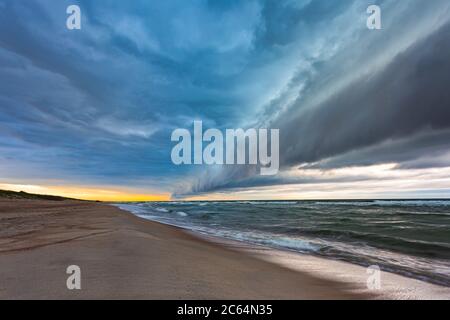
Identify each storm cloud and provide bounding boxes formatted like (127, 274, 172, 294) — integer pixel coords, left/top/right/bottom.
(179, 1, 450, 196)
(1, 0, 449, 199)
(277, 21, 450, 167)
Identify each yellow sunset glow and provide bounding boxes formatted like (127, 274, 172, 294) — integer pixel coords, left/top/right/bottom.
(0, 183, 170, 202)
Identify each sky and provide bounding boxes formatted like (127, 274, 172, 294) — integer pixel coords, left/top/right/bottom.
(0, 0, 450, 201)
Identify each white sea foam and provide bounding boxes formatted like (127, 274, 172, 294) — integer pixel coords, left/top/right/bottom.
(115, 204, 147, 214)
(314, 200, 450, 207)
(260, 237, 318, 252)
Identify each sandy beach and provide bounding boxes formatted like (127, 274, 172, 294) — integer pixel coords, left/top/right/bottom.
(0, 199, 448, 299)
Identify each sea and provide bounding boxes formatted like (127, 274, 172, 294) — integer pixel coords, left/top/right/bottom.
(115, 199, 450, 286)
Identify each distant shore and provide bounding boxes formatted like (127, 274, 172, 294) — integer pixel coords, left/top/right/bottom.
(0, 199, 448, 299)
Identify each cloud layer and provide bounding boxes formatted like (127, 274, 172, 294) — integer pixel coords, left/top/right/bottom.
(1, 0, 449, 199)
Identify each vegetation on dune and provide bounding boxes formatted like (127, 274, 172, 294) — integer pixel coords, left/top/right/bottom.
(0, 189, 74, 201)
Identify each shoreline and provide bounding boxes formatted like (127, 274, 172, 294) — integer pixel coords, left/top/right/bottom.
(0, 199, 448, 299)
(118, 205, 450, 300)
(190, 232, 450, 300)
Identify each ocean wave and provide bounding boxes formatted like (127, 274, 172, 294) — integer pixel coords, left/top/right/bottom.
(114, 201, 450, 286)
(242, 201, 298, 205)
(259, 237, 319, 252)
(115, 204, 148, 214)
(373, 200, 450, 207)
(314, 200, 450, 207)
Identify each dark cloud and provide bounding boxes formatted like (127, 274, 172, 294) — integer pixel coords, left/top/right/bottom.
(183, 14, 450, 196)
(277, 21, 450, 167)
(304, 129, 450, 170)
(1, 0, 449, 197)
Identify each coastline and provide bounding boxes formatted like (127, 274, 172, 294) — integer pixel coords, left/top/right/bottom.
(117, 203, 450, 300)
(193, 233, 450, 300)
(0, 199, 448, 299)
